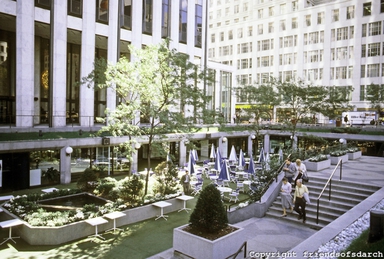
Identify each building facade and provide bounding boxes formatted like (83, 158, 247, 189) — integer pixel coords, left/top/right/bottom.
(208, 0, 384, 122)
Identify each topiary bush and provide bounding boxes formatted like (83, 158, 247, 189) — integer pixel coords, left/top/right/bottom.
(77, 168, 99, 191)
(189, 184, 228, 234)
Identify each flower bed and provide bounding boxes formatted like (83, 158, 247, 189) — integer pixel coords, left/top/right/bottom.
(305, 155, 331, 171)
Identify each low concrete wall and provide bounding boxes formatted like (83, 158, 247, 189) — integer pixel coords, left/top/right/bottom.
(227, 172, 284, 224)
(16, 198, 183, 245)
(348, 151, 362, 160)
(305, 159, 331, 172)
(330, 154, 349, 165)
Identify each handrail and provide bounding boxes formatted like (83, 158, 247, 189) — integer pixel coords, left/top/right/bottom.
(316, 159, 343, 224)
(226, 241, 247, 259)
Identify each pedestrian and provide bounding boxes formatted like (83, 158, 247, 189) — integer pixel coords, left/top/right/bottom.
(180, 170, 191, 195)
(282, 158, 296, 184)
(293, 159, 306, 187)
(293, 179, 309, 223)
(344, 114, 348, 124)
(280, 177, 293, 217)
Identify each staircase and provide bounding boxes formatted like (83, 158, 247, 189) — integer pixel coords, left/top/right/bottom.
(265, 174, 380, 230)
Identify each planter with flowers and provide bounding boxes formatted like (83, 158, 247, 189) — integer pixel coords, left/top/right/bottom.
(347, 147, 362, 160)
(330, 150, 349, 165)
(305, 154, 330, 171)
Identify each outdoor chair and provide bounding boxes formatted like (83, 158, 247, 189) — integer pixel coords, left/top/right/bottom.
(191, 182, 202, 196)
(229, 188, 240, 203)
(236, 182, 245, 193)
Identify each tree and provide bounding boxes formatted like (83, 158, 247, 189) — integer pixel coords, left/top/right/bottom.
(235, 81, 280, 152)
(316, 86, 354, 121)
(189, 184, 228, 234)
(366, 83, 384, 121)
(82, 40, 219, 196)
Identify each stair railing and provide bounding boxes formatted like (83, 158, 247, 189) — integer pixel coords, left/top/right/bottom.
(226, 241, 247, 259)
(316, 159, 343, 224)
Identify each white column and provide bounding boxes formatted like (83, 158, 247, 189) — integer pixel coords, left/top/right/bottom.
(80, 1, 96, 127)
(16, 0, 34, 127)
(179, 139, 188, 167)
(264, 134, 270, 153)
(131, 0, 143, 48)
(151, 0, 162, 43)
(51, 0, 68, 127)
(60, 146, 72, 184)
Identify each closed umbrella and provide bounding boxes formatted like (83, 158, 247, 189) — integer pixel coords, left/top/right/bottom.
(248, 155, 255, 174)
(216, 147, 222, 163)
(219, 160, 230, 180)
(229, 145, 237, 162)
(210, 144, 216, 159)
(187, 150, 196, 175)
(193, 149, 199, 163)
(214, 152, 221, 172)
(257, 147, 265, 163)
(278, 148, 284, 163)
(238, 149, 245, 167)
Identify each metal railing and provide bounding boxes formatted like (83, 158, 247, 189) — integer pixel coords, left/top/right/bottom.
(227, 241, 247, 259)
(316, 159, 343, 224)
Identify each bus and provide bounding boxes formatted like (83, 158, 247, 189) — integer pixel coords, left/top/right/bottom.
(341, 111, 377, 125)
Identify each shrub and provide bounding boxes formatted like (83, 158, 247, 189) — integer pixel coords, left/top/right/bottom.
(77, 168, 99, 191)
(347, 147, 360, 153)
(308, 154, 328, 162)
(119, 175, 144, 204)
(42, 167, 60, 183)
(94, 177, 117, 197)
(330, 150, 348, 157)
(189, 184, 228, 234)
(152, 161, 179, 196)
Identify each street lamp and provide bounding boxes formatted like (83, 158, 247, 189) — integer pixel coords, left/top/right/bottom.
(65, 146, 73, 156)
(222, 137, 227, 142)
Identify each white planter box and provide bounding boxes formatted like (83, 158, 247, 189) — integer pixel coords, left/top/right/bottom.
(305, 159, 331, 172)
(173, 224, 245, 259)
(330, 154, 348, 165)
(348, 151, 362, 160)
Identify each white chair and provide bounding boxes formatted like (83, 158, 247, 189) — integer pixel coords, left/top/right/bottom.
(223, 179, 230, 187)
(191, 183, 203, 196)
(236, 182, 244, 193)
(229, 189, 240, 203)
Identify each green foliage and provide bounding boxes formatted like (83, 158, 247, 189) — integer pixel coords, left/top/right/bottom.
(42, 167, 60, 183)
(189, 184, 228, 234)
(77, 168, 99, 191)
(119, 175, 144, 204)
(152, 161, 179, 196)
(93, 177, 118, 197)
(331, 127, 362, 134)
(308, 154, 328, 162)
(330, 150, 348, 157)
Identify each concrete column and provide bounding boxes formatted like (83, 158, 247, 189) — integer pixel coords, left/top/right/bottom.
(248, 135, 255, 157)
(131, 0, 143, 47)
(264, 134, 270, 153)
(151, 0, 162, 43)
(60, 146, 72, 184)
(16, 0, 34, 127)
(219, 136, 228, 158)
(179, 139, 187, 167)
(51, 0, 68, 127)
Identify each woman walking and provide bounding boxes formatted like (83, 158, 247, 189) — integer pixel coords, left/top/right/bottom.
(280, 177, 293, 217)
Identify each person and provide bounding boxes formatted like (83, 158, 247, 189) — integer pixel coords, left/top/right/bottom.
(344, 114, 349, 124)
(293, 179, 309, 223)
(280, 177, 293, 217)
(282, 158, 296, 184)
(180, 170, 191, 195)
(293, 159, 306, 187)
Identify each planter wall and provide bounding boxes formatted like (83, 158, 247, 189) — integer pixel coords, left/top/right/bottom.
(330, 154, 348, 165)
(173, 224, 245, 259)
(305, 159, 331, 171)
(12, 198, 184, 245)
(227, 172, 284, 224)
(348, 151, 362, 160)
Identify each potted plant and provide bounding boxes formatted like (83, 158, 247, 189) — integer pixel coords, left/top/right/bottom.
(42, 167, 60, 184)
(347, 147, 362, 160)
(305, 154, 330, 171)
(173, 184, 244, 259)
(330, 150, 348, 165)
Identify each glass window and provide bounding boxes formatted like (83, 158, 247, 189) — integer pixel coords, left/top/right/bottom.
(367, 43, 380, 57)
(347, 6, 354, 19)
(97, 0, 109, 24)
(35, 0, 51, 9)
(336, 27, 348, 41)
(305, 15, 311, 27)
(292, 18, 297, 29)
(258, 9, 263, 19)
(220, 32, 224, 41)
(280, 3, 286, 15)
(234, 5, 239, 14)
(381, 0, 384, 13)
(66, 43, 81, 124)
(238, 28, 243, 38)
(317, 12, 324, 24)
(280, 20, 286, 31)
(211, 33, 215, 43)
(68, 0, 82, 17)
(368, 22, 381, 36)
(361, 44, 366, 57)
(363, 2, 371, 16)
(228, 30, 233, 40)
(292, 1, 298, 11)
(143, 0, 153, 35)
(269, 6, 274, 16)
(161, 0, 170, 37)
(269, 22, 274, 33)
(332, 9, 339, 22)
(367, 64, 380, 77)
(179, 0, 187, 43)
(248, 26, 253, 37)
(195, 0, 202, 47)
(257, 25, 263, 35)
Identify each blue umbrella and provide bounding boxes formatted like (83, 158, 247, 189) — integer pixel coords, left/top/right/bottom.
(238, 149, 245, 167)
(214, 152, 221, 171)
(216, 147, 222, 163)
(210, 144, 216, 159)
(187, 150, 196, 175)
(193, 149, 199, 163)
(219, 160, 230, 180)
(257, 147, 265, 163)
(248, 155, 255, 174)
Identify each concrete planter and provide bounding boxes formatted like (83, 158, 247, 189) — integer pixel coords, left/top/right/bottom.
(9, 197, 183, 245)
(348, 151, 362, 160)
(173, 224, 245, 259)
(330, 154, 348, 165)
(305, 159, 331, 171)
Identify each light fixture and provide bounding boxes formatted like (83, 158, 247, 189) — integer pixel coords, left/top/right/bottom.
(222, 137, 227, 142)
(251, 134, 256, 140)
(65, 146, 73, 156)
(134, 143, 141, 150)
(339, 138, 345, 144)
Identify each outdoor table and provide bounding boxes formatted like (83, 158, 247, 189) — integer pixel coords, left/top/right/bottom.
(177, 195, 194, 213)
(217, 187, 232, 193)
(153, 201, 172, 221)
(103, 211, 126, 233)
(209, 175, 219, 181)
(42, 187, 59, 193)
(0, 219, 24, 245)
(85, 217, 108, 241)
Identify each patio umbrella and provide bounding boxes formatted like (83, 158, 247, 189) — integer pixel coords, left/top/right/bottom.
(166, 153, 172, 163)
(210, 144, 216, 159)
(257, 147, 265, 163)
(238, 149, 245, 167)
(216, 147, 222, 163)
(219, 160, 230, 180)
(193, 149, 199, 163)
(229, 145, 237, 162)
(187, 150, 196, 175)
(278, 148, 284, 163)
(248, 155, 255, 174)
(214, 151, 221, 172)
